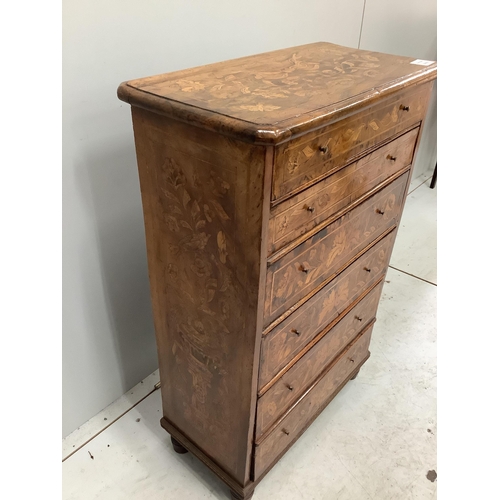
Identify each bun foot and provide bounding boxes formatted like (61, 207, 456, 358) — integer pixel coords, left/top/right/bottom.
(231, 491, 253, 500)
(171, 436, 188, 454)
(351, 369, 360, 380)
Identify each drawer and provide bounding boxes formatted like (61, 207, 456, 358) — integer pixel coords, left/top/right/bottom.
(256, 281, 383, 438)
(268, 127, 419, 256)
(272, 81, 432, 202)
(264, 171, 408, 325)
(259, 229, 395, 391)
(253, 324, 373, 479)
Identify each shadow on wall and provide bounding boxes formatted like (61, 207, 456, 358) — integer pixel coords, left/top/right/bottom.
(73, 110, 158, 392)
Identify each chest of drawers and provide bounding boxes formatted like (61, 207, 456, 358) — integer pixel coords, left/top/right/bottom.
(118, 42, 436, 499)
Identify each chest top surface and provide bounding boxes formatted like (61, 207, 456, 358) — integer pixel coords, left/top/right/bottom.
(118, 42, 436, 143)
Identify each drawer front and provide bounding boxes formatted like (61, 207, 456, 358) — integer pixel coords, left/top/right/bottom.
(268, 127, 418, 256)
(264, 171, 408, 325)
(256, 281, 383, 438)
(254, 325, 373, 479)
(259, 229, 395, 391)
(272, 81, 431, 202)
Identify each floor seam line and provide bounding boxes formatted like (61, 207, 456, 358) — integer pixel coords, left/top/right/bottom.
(407, 173, 432, 195)
(388, 265, 437, 286)
(62, 386, 159, 463)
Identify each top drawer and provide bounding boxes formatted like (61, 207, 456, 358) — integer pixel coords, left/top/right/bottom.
(268, 127, 418, 257)
(272, 81, 432, 202)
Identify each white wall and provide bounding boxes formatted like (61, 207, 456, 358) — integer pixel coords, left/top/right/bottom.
(63, 0, 436, 437)
(360, 0, 437, 177)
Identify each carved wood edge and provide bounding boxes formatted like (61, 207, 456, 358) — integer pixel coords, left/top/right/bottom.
(255, 324, 374, 446)
(262, 225, 396, 335)
(258, 276, 385, 397)
(267, 164, 412, 265)
(117, 69, 435, 146)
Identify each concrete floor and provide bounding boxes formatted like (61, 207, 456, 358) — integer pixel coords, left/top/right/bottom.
(62, 171, 437, 500)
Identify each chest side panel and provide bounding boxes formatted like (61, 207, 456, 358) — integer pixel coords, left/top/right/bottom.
(131, 107, 268, 485)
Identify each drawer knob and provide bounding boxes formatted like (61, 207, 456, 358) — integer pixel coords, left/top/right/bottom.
(400, 105, 410, 112)
(306, 206, 315, 213)
(364, 267, 371, 272)
(286, 384, 294, 391)
(319, 145, 329, 154)
(291, 329, 301, 336)
(376, 209, 385, 215)
(355, 316, 363, 322)
(282, 429, 290, 436)
(387, 155, 397, 162)
(299, 265, 309, 274)
(349, 358, 355, 363)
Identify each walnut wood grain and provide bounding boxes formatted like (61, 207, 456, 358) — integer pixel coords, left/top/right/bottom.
(132, 107, 269, 486)
(272, 83, 430, 201)
(259, 230, 396, 392)
(118, 42, 437, 145)
(264, 171, 409, 325)
(256, 281, 383, 438)
(119, 44, 437, 500)
(254, 325, 374, 478)
(268, 127, 419, 255)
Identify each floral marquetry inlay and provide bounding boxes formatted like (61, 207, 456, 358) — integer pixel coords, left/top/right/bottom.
(121, 42, 437, 495)
(265, 172, 409, 324)
(156, 153, 245, 435)
(126, 42, 434, 126)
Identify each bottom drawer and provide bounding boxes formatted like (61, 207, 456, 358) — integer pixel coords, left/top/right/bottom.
(255, 281, 383, 438)
(253, 324, 373, 480)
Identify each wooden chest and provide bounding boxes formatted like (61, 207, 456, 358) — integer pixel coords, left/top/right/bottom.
(117, 42, 437, 500)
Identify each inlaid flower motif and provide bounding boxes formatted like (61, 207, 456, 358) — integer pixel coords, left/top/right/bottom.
(318, 288, 337, 325)
(184, 231, 210, 250)
(236, 104, 281, 112)
(175, 79, 206, 92)
(277, 216, 289, 235)
(203, 204, 214, 222)
(208, 78, 251, 99)
(164, 215, 180, 232)
(163, 158, 186, 189)
(166, 263, 178, 278)
(190, 258, 212, 277)
(253, 88, 289, 99)
(217, 231, 228, 264)
(287, 157, 299, 175)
